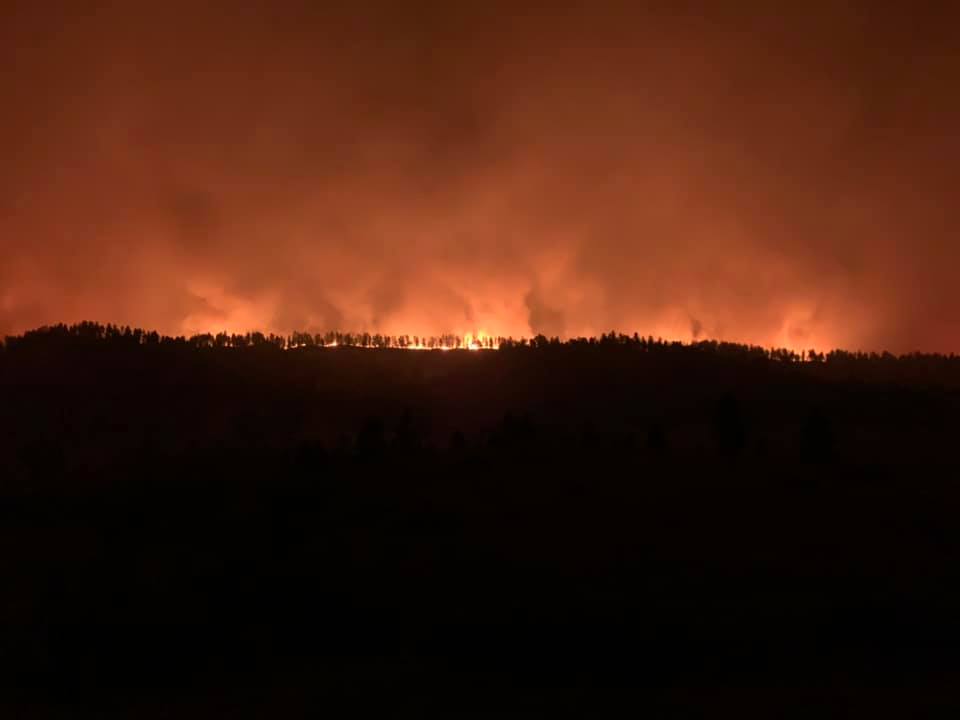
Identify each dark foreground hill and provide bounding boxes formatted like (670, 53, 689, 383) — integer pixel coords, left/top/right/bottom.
(2, 325, 960, 717)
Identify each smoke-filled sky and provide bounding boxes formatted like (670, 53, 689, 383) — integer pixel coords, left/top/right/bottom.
(2, 1, 958, 351)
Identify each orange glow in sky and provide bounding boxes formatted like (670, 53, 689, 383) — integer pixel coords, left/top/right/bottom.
(2, 3, 959, 353)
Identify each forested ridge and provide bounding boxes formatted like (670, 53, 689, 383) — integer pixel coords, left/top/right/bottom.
(5, 320, 960, 380)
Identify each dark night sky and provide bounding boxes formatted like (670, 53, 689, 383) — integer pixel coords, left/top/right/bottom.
(2, 1, 958, 351)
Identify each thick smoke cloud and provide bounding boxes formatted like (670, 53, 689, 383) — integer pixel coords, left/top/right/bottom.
(2, 1, 958, 351)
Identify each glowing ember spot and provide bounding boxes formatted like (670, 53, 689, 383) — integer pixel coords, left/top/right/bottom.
(310, 332, 499, 351)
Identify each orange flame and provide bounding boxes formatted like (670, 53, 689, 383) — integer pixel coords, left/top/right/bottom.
(305, 331, 500, 351)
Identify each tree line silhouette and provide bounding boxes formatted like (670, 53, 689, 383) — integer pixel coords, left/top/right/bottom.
(4, 320, 959, 366)
(1, 322, 499, 351)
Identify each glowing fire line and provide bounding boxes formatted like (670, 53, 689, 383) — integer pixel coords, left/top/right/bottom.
(288, 331, 499, 351)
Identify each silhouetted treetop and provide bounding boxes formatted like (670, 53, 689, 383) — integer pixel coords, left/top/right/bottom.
(3, 321, 959, 386)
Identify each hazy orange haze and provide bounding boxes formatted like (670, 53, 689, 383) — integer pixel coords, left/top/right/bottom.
(2, 2, 958, 351)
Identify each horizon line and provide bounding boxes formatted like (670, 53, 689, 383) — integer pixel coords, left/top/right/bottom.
(3, 321, 959, 361)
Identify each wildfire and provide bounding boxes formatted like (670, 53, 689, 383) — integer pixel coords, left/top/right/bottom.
(464, 331, 492, 351)
(407, 331, 498, 350)
(286, 330, 501, 351)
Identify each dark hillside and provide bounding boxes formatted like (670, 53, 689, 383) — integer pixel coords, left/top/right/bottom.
(2, 325, 960, 716)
